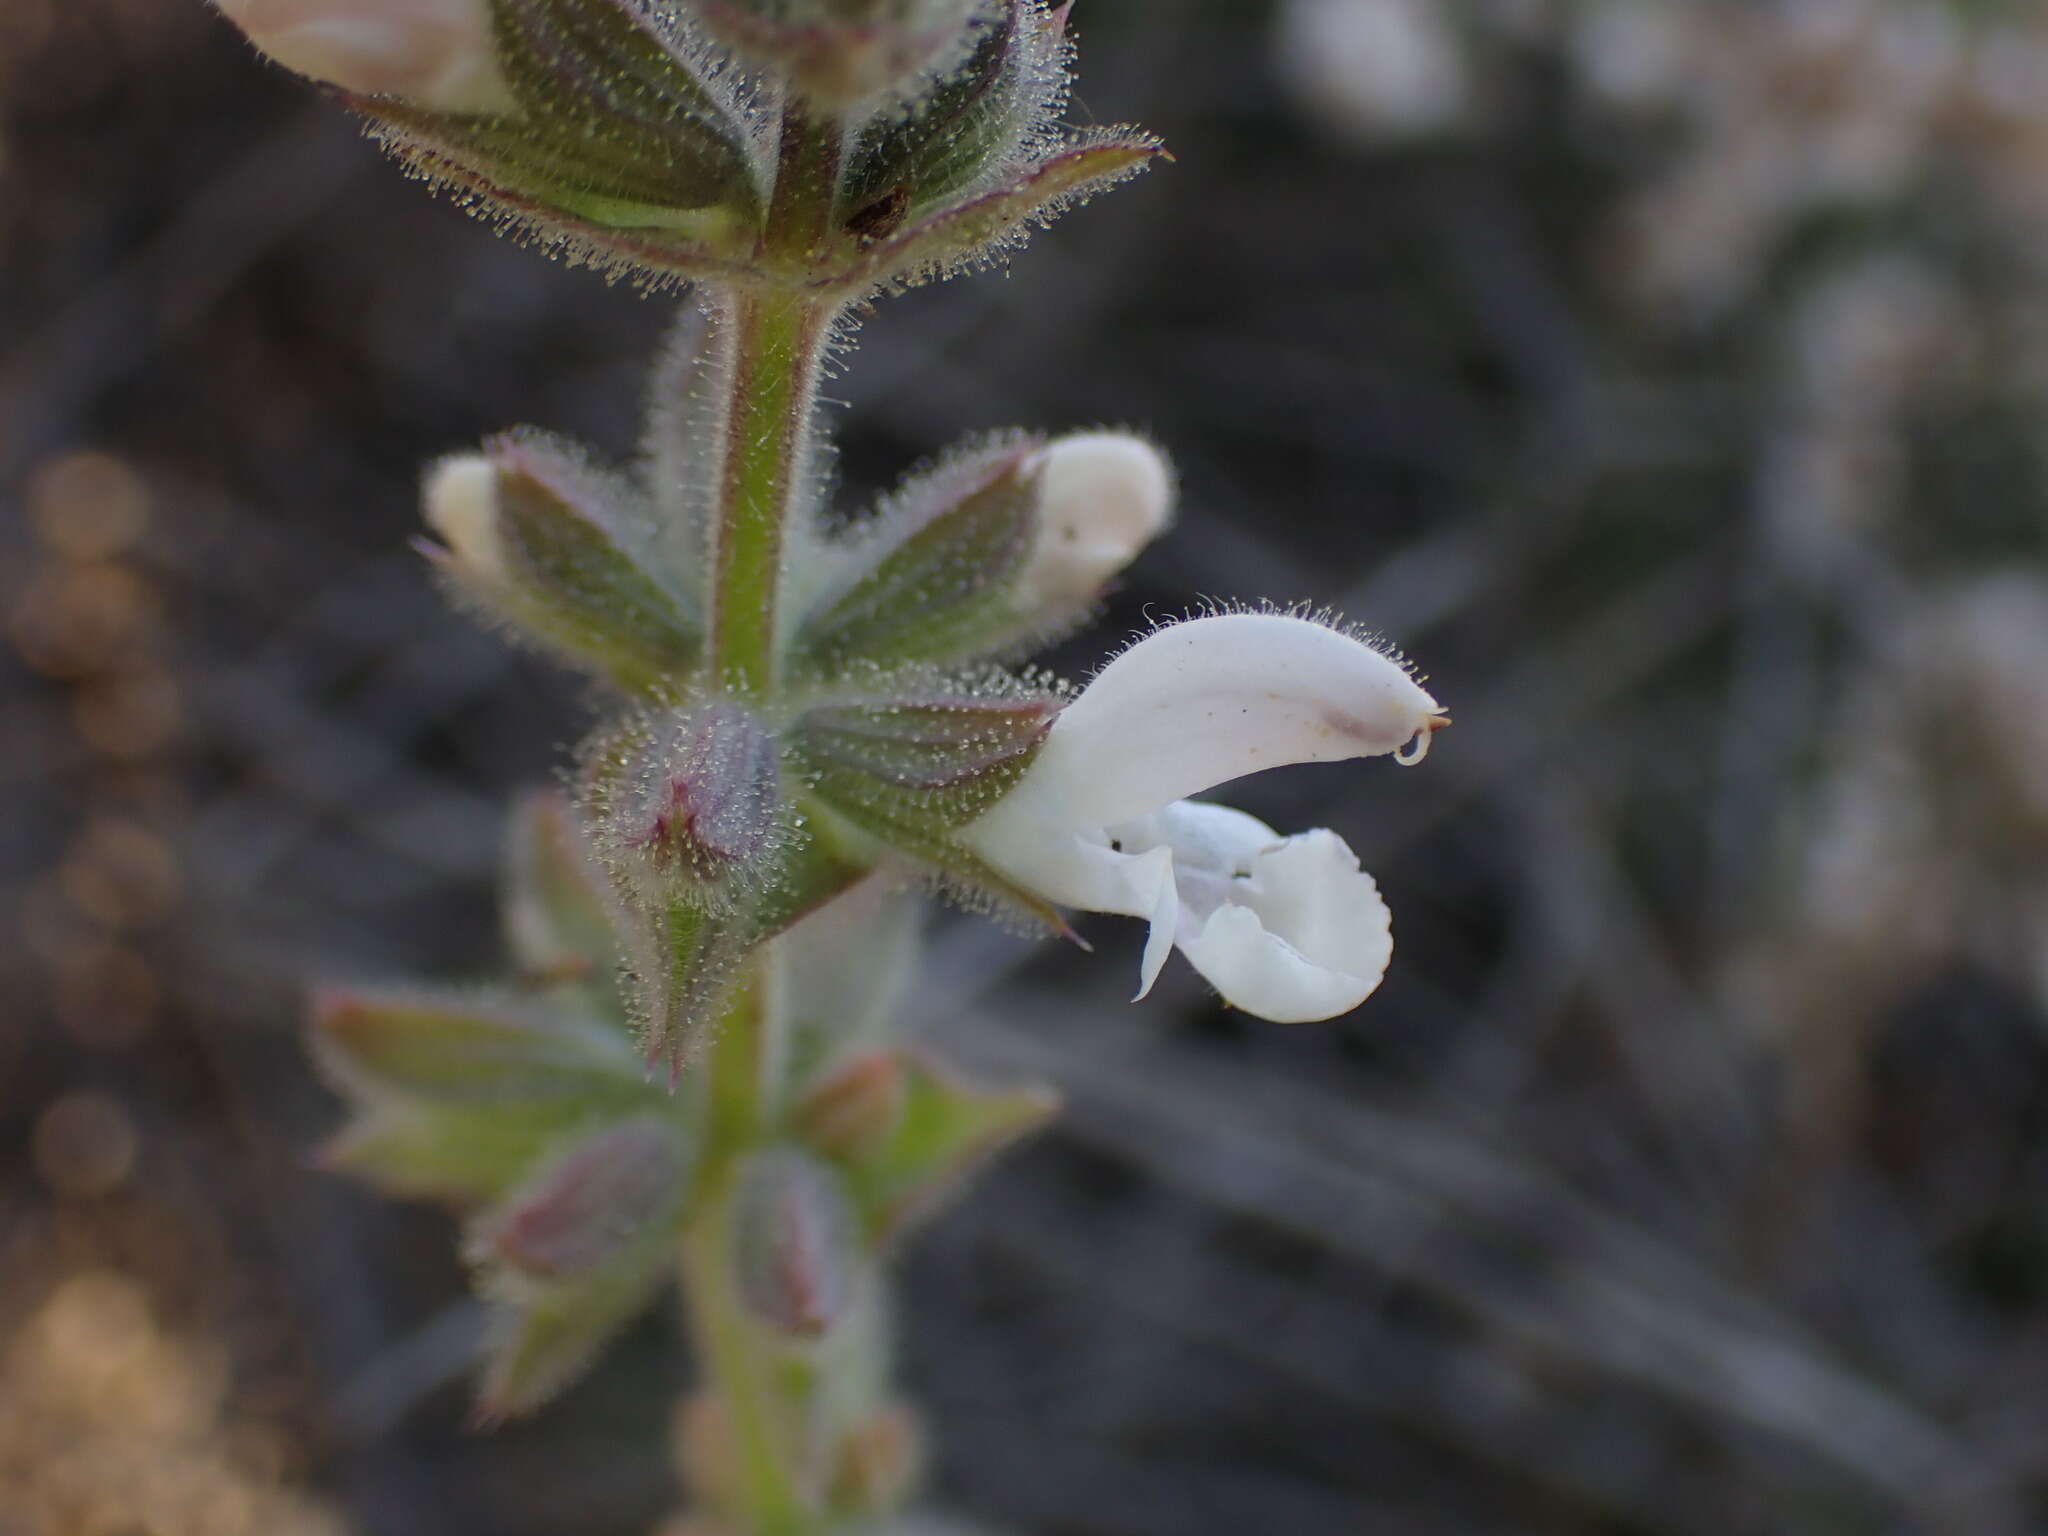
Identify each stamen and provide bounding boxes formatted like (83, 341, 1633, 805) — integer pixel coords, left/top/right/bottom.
(1394, 712, 1450, 766)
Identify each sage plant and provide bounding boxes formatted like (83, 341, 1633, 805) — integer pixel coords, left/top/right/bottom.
(211, 1, 1448, 1529)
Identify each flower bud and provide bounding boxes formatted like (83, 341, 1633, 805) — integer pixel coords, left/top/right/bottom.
(478, 1117, 691, 1280)
(1012, 431, 1174, 623)
(795, 1050, 907, 1157)
(212, 0, 515, 113)
(731, 1148, 864, 1340)
(583, 700, 788, 911)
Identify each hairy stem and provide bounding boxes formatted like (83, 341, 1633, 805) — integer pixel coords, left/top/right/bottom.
(708, 100, 847, 693)
(682, 963, 817, 1534)
(708, 288, 831, 693)
(687, 96, 895, 1536)
(691, 96, 857, 1512)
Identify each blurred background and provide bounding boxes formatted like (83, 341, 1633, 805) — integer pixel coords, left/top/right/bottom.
(7, 0, 2048, 1531)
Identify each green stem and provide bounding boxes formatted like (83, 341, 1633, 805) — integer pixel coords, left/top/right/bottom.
(684, 961, 819, 1534)
(708, 99, 846, 694)
(686, 97, 869, 1536)
(708, 288, 830, 694)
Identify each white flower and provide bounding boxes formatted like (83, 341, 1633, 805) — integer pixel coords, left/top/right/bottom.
(213, 0, 514, 113)
(961, 612, 1445, 1022)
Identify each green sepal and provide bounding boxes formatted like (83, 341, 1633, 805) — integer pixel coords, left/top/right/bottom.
(339, 0, 763, 279)
(492, 0, 744, 163)
(846, 131, 1162, 292)
(830, 1052, 1056, 1240)
(779, 879, 921, 1088)
(320, 1099, 613, 1205)
(784, 678, 1069, 925)
(310, 987, 665, 1208)
(423, 432, 704, 692)
(502, 790, 631, 1016)
(608, 805, 875, 1081)
(470, 1117, 694, 1419)
(613, 886, 752, 1082)
(792, 688, 1054, 819)
(355, 99, 749, 228)
(795, 436, 1044, 671)
(842, 0, 1065, 224)
(312, 987, 646, 1103)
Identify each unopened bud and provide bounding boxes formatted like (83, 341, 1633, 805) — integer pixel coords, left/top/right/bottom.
(731, 1148, 862, 1340)
(795, 1050, 907, 1158)
(585, 701, 787, 909)
(478, 1117, 690, 1280)
(1013, 431, 1174, 621)
(830, 1401, 925, 1517)
(212, 0, 514, 113)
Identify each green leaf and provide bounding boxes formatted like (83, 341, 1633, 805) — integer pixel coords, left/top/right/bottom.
(835, 1053, 1056, 1239)
(794, 436, 1044, 670)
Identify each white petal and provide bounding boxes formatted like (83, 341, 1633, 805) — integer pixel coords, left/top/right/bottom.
(1005, 613, 1443, 832)
(216, 0, 513, 111)
(1130, 845, 1181, 1000)
(1176, 829, 1392, 1022)
(424, 455, 507, 583)
(1011, 433, 1175, 620)
(970, 820, 1150, 920)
